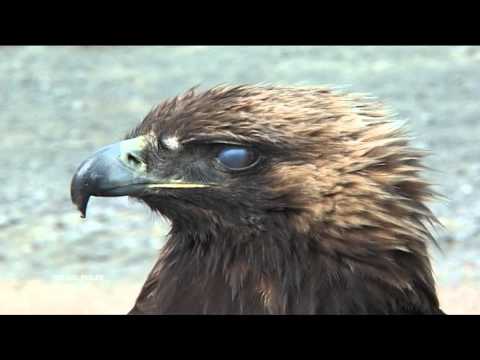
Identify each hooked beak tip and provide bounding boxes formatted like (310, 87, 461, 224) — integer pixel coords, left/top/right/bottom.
(71, 184, 90, 218)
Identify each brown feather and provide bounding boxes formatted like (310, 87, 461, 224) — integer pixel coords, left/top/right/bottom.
(127, 85, 443, 314)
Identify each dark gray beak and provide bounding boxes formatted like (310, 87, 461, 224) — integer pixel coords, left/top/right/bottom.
(70, 136, 156, 218)
(71, 135, 209, 218)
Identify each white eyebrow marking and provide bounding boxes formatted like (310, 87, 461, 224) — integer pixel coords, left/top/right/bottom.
(163, 136, 181, 151)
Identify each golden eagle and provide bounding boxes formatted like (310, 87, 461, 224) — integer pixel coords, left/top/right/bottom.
(71, 85, 444, 314)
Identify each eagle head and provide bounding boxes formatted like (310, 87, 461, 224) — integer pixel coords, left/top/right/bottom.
(71, 85, 442, 314)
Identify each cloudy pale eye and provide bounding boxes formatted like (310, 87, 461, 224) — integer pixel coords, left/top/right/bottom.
(217, 147, 258, 170)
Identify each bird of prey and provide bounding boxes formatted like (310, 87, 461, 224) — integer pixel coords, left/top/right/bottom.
(71, 85, 444, 314)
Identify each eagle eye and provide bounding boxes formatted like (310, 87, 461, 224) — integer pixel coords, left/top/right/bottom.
(216, 146, 259, 170)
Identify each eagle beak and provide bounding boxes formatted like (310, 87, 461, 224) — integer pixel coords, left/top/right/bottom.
(70, 135, 208, 218)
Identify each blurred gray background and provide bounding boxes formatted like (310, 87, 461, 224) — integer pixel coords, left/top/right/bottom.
(1, 46, 479, 291)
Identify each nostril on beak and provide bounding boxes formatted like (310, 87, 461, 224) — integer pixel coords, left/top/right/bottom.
(124, 151, 146, 171)
(118, 136, 149, 172)
(127, 152, 143, 166)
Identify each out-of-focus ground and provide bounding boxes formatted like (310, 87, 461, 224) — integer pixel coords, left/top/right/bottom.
(1, 280, 478, 314)
(1, 46, 479, 314)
